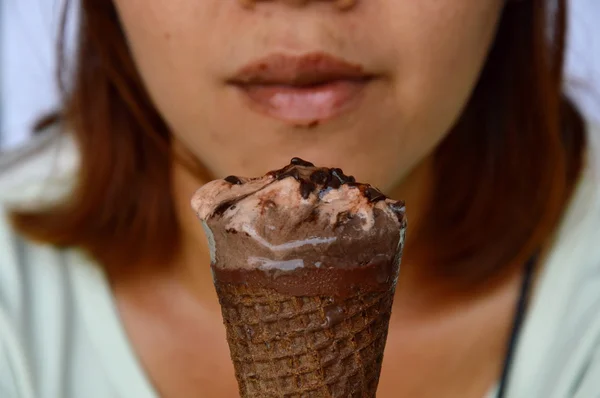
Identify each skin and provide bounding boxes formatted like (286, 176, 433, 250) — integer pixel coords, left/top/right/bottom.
(108, 0, 525, 397)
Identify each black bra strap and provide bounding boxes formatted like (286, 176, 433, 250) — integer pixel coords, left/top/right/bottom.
(496, 253, 538, 397)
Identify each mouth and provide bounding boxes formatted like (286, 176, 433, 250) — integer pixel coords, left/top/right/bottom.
(227, 52, 376, 126)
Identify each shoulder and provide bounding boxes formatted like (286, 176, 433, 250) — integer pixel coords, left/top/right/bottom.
(0, 127, 79, 353)
(509, 121, 600, 397)
(553, 121, 600, 393)
(0, 203, 77, 397)
(0, 208, 62, 397)
(0, 129, 79, 397)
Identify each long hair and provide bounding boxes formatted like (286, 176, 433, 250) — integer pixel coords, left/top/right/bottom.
(11, 0, 585, 281)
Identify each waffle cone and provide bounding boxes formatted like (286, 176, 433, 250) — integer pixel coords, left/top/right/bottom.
(215, 280, 395, 397)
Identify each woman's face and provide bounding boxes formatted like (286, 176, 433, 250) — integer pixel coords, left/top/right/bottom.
(113, 0, 503, 190)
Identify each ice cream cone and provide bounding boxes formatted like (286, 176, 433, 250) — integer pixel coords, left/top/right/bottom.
(192, 158, 406, 398)
(214, 274, 395, 397)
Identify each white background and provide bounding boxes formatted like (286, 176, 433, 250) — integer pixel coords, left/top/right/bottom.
(1, 0, 599, 149)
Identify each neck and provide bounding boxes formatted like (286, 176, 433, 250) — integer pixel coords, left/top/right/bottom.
(387, 157, 434, 253)
(169, 157, 219, 304)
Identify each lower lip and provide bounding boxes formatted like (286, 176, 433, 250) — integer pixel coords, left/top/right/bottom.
(234, 80, 370, 125)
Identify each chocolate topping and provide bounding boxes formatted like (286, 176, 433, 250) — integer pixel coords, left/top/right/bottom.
(290, 157, 315, 167)
(310, 169, 330, 185)
(225, 175, 243, 185)
(331, 168, 355, 184)
(365, 187, 386, 202)
(191, 158, 407, 298)
(299, 180, 317, 199)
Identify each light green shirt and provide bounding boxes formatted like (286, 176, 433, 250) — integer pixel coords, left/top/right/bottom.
(1, 125, 599, 398)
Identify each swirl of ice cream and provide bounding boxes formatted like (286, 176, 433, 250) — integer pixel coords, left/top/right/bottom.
(192, 156, 406, 273)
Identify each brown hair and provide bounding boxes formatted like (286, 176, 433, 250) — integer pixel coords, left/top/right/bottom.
(11, 0, 585, 280)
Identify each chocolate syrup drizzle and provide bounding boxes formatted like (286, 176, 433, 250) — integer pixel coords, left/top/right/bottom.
(214, 158, 406, 225)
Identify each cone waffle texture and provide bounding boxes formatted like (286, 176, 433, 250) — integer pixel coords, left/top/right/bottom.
(215, 281, 395, 397)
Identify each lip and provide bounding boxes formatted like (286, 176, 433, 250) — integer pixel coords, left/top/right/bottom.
(228, 52, 375, 125)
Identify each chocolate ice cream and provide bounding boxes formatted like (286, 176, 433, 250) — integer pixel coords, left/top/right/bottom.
(192, 158, 406, 397)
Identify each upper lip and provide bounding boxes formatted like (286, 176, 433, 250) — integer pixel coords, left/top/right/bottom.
(229, 52, 373, 86)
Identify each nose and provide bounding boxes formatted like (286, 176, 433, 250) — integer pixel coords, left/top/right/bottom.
(239, 0, 357, 10)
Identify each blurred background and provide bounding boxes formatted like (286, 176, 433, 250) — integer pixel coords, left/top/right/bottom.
(1, 0, 599, 150)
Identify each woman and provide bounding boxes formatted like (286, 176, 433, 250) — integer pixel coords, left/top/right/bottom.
(1, 0, 599, 397)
